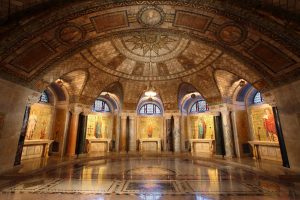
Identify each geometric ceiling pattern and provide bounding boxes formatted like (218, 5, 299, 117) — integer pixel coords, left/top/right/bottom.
(0, 0, 299, 109)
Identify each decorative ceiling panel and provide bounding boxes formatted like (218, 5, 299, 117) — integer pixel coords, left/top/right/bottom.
(0, 1, 299, 107)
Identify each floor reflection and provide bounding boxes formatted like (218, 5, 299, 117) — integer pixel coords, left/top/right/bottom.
(0, 157, 299, 199)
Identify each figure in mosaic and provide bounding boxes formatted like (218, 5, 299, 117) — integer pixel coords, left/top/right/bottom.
(95, 120, 102, 138)
(263, 108, 277, 142)
(147, 124, 153, 138)
(198, 118, 206, 139)
(26, 111, 37, 140)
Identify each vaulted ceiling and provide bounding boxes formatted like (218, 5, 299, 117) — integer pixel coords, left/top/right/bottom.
(0, 0, 299, 110)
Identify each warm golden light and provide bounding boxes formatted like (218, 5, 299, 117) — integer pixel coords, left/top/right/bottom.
(145, 90, 157, 97)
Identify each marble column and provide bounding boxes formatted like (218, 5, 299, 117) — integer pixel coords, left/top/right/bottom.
(129, 115, 136, 152)
(115, 114, 121, 152)
(166, 117, 172, 151)
(66, 109, 81, 156)
(14, 105, 31, 166)
(180, 115, 186, 151)
(120, 115, 127, 152)
(76, 113, 88, 154)
(173, 115, 181, 152)
(221, 111, 235, 158)
(273, 107, 290, 168)
(214, 115, 225, 156)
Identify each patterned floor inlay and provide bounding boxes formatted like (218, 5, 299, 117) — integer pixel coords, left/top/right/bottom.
(0, 157, 299, 199)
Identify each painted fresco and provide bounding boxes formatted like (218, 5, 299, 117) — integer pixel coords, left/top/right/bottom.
(189, 115, 215, 139)
(25, 103, 54, 140)
(52, 108, 67, 152)
(138, 117, 163, 138)
(250, 106, 278, 142)
(86, 114, 113, 139)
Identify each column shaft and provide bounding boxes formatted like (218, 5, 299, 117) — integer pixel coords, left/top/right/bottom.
(120, 116, 127, 152)
(66, 112, 80, 156)
(14, 106, 31, 165)
(115, 115, 120, 152)
(173, 115, 181, 152)
(273, 107, 290, 168)
(214, 115, 225, 156)
(129, 116, 136, 152)
(221, 111, 235, 157)
(76, 114, 87, 154)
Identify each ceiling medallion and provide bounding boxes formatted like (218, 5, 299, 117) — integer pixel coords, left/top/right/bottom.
(112, 32, 189, 63)
(216, 22, 247, 46)
(125, 33, 177, 56)
(56, 23, 85, 45)
(137, 6, 165, 27)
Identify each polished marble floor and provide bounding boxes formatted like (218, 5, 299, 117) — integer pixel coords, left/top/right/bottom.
(0, 156, 299, 200)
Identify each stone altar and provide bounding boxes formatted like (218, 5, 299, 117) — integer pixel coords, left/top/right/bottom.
(248, 141, 282, 162)
(139, 138, 161, 152)
(86, 138, 111, 153)
(21, 139, 53, 160)
(189, 139, 215, 155)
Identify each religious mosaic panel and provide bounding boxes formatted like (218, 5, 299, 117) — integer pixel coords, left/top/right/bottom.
(25, 103, 54, 140)
(188, 115, 215, 139)
(138, 116, 163, 139)
(249, 105, 278, 142)
(86, 114, 113, 139)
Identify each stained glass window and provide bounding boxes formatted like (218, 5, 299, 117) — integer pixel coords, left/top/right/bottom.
(253, 92, 263, 104)
(190, 100, 209, 113)
(39, 91, 49, 103)
(93, 99, 110, 112)
(139, 103, 162, 115)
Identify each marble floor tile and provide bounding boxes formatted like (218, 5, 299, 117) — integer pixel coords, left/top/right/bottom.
(0, 155, 299, 200)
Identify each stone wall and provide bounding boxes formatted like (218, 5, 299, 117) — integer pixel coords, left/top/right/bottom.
(0, 78, 38, 173)
(272, 80, 300, 171)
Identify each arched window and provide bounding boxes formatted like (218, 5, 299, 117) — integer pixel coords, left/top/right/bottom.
(190, 100, 209, 113)
(39, 91, 49, 103)
(253, 92, 263, 104)
(93, 99, 110, 112)
(139, 103, 162, 115)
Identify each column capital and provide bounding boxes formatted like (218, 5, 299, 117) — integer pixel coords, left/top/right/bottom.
(261, 91, 277, 107)
(69, 103, 84, 115)
(121, 114, 127, 120)
(128, 115, 136, 120)
(165, 112, 181, 117)
(220, 110, 231, 117)
(26, 92, 41, 106)
(209, 103, 233, 112)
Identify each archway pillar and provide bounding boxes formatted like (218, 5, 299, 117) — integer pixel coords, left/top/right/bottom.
(76, 107, 91, 155)
(114, 113, 121, 152)
(66, 104, 84, 156)
(210, 104, 235, 158)
(128, 114, 137, 152)
(163, 114, 172, 152)
(172, 113, 181, 153)
(120, 114, 127, 152)
(220, 109, 235, 158)
(262, 91, 290, 168)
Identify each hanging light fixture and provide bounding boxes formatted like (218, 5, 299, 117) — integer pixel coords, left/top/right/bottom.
(145, 82, 157, 98)
(144, 47, 157, 98)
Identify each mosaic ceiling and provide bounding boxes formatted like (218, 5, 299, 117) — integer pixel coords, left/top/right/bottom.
(0, 0, 299, 108)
